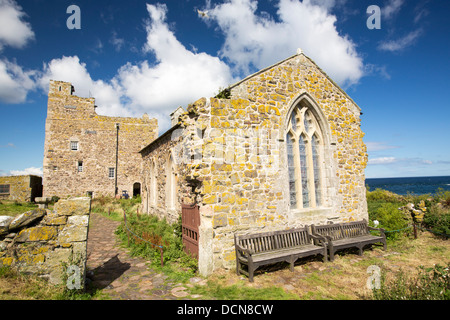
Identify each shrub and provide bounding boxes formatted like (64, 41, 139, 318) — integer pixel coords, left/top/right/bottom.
(367, 188, 403, 203)
(370, 203, 410, 239)
(372, 263, 450, 300)
(422, 206, 450, 238)
(115, 213, 198, 278)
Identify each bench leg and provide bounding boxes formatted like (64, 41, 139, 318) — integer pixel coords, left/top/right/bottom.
(358, 245, 363, 256)
(248, 260, 255, 282)
(249, 267, 254, 282)
(236, 258, 241, 276)
(289, 256, 295, 272)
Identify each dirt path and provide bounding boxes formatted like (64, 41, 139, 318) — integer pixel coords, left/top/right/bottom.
(86, 212, 196, 300)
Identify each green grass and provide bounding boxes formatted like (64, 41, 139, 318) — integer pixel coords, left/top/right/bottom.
(190, 280, 299, 300)
(0, 200, 38, 216)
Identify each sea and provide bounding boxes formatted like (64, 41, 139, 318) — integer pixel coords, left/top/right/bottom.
(365, 176, 450, 196)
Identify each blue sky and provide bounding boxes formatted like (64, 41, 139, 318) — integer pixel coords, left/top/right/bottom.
(0, 0, 449, 179)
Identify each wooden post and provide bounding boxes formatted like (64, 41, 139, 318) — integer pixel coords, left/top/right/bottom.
(160, 247, 164, 267)
(413, 223, 418, 239)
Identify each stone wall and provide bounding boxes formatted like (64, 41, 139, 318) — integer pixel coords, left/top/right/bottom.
(140, 125, 196, 224)
(139, 52, 368, 275)
(0, 175, 42, 202)
(43, 80, 158, 199)
(0, 197, 91, 287)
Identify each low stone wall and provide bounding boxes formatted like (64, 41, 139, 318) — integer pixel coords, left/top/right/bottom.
(0, 197, 91, 288)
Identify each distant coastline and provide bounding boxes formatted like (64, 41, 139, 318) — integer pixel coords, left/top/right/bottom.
(365, 175, 450, 196)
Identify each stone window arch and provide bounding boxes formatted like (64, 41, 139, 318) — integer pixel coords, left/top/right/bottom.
(150, 159, 157, 206)
(286, 97, 325, 209)
(165, 154, 177, 209)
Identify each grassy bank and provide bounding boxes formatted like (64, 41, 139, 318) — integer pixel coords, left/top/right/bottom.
(0, 189, 448, 300)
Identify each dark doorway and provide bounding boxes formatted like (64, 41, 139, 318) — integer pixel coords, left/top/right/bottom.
(133, 182, 141, 198)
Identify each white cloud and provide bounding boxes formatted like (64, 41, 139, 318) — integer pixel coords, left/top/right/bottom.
(369, 157, 397, 165)
(368, 156, 433, 166)
(366, 141, 398, 152)
(115, 3, 235, 130)
(110, 31, 125, 52)
(36, 4, 235, 132)
(378, 29, 422, 52)
(381, 0, 404, 20)
(0, 58, 36, 103)
(0, 0, 34, 51)
(206, 0, 364, 87)
(0, 142, 15, 148)
(9, 166, 43, 176)
(38, 56, 130, 117)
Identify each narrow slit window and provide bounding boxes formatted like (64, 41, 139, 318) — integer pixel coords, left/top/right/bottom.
(77, 161, 83, 172)
(286, 133, 297, 208)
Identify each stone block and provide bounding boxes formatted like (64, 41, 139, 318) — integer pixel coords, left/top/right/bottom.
(9, 209, 46, 231)
(15, 226, 58, 242)
(0, 216, 13, 236)
(54, 197, 91, 216)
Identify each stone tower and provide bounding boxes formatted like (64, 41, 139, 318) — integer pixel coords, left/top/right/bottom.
(43, 80, 158, 198)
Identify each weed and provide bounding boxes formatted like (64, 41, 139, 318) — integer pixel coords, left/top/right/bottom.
(372, 263, 450, 300)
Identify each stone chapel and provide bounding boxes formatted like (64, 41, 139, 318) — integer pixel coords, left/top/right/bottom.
(138, 50, 368, 275)
(43, 50, 368, 276)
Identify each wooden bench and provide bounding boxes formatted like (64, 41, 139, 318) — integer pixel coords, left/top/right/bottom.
(311, 219, 387, 261)
(234, 227, 327, 282)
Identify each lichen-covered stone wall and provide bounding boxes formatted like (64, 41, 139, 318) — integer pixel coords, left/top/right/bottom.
(140, 52, 368, 275)
(43, 80, 158, 199)
(0, 197, 91, 287)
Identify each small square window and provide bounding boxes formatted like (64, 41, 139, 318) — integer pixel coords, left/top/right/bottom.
(0, 184, 10, 194)
(70, 141, 78, 151)
(77, 161, 83, 172)
(108, 167, 115, 178)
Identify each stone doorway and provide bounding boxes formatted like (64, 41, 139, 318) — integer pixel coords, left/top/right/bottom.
(133, 182, 141, 198)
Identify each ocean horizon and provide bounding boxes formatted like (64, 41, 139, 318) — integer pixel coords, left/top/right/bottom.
(365, 175, 450, 196)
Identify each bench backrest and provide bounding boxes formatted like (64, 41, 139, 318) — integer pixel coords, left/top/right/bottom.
(312, 220, 369, 240)
(235, 228, 312, 254)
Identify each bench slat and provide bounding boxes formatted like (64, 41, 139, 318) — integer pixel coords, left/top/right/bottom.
(311, 220, 387, 262)
(235, 227, 328, 282)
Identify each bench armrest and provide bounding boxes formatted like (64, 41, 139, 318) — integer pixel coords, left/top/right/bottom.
(235, 243, 254, 257)
(310, 233, 327, 244)
(368, 226, 386, 237)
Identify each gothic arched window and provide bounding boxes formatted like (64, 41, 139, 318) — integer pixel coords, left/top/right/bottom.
(286, 103, 323, 209)
(166, 155, 177, 209)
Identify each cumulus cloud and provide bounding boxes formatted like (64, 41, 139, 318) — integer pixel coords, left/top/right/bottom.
(205, 0, 364, 87)
(0, 0, 34, 51)
(38, 55, 130, 117)
(37, 4, 234, 132)
(0, 58, 36, 103)
(9, 166, 43, 176)
(0, 0, 36, 103)
(114, 3, 234, 130)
